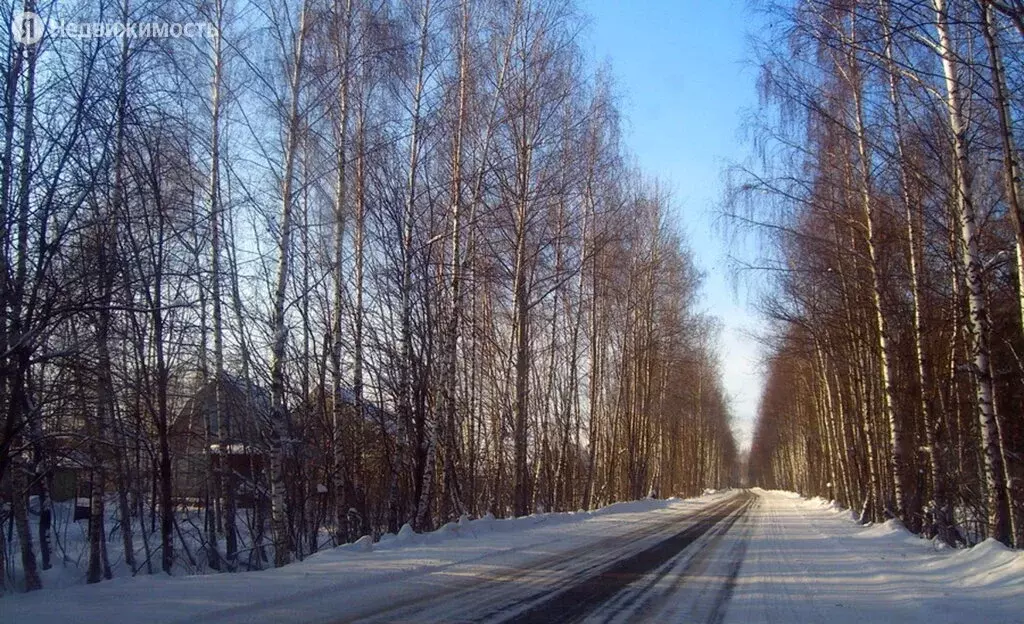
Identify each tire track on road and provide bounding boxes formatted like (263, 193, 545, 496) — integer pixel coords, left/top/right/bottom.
(586, 494, 755, 624)
(498, 491, 755, 624)
(345, 494, 747, 623)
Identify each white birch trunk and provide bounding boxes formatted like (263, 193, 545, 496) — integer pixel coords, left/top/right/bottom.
(933, 0, 1012, 545)
(267, 0, 310, 567)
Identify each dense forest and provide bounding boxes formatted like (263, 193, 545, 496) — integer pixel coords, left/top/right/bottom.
(0, 0, 737, 592)
(741, 0, 1024, 548)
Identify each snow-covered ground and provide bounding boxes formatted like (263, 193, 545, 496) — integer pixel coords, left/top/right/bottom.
(724, 489, 1024, 624)
(2, 488, 1021, 623)
(3, 497, 306, 591)
(0, 492, 735, 623)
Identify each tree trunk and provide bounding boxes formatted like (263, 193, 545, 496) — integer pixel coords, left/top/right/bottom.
(980, 0, 1021, 546)
(208, 0, 237, 570)
(934, 0, 1012, 545)
(833, 14, 909, 521)
(330, 0, 353, 546)
(267, 0, 310, 568)
(12, 462, 41, 590)
(405, 0, 431, 531)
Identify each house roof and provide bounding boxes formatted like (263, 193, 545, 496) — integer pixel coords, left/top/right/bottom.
(175, 373, 393, 448)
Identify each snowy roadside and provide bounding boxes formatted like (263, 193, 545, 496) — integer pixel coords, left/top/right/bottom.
(0, 492, 734, 624)
(723, 488, 1024, 624)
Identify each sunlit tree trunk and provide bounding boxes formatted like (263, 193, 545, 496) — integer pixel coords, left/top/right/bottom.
(933, 0, 1011, 545)
(980, 0, 1021, 546)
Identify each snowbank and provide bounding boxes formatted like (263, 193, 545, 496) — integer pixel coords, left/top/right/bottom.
(726, 489, 1023, 624)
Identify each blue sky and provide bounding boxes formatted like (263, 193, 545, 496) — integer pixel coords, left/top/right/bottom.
(580, 0, 766, 450)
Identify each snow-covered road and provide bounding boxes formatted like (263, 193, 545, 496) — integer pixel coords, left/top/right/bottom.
(724, 490, 1023, 624)
(351, 493, 754, 623)
(2, 489, 1021, 623)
